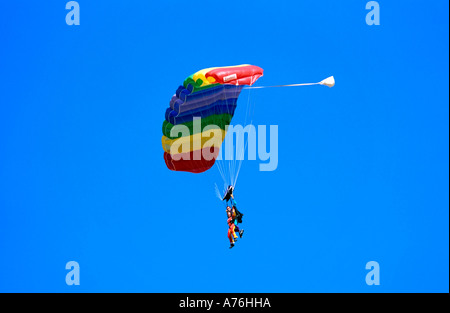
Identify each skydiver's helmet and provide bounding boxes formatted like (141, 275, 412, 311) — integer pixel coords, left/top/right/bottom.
(222, 185, 234, 202)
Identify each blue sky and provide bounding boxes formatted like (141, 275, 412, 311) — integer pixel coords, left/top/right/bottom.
(0, 1, 448, 292)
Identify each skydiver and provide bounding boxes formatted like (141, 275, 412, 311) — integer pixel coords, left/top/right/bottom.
(227, 209, 238, 249)
(226, 204, 244, 239)
(224, 186, 244, 247)
(229, 187, 244, 237)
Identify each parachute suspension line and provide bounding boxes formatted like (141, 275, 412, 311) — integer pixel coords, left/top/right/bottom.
(228, 145, 234, 190)
(244, 82, 318, 89)
(229, 86, 237, 187)
(214, 183, 223, 201)
(224, 87, 237, 185)
(217, 134, 230, 188)
(229, 76, 336, 187)
(234, 86, 254, 189)
(217, 85, 234, 190)
(215, 85, 238, 189)
(234, 120, 251, 188)
(232, 76, 335, 188)
(233, 88, 250, 188)
(216, 156, 227, 188)
(234, 84, 244, 186)
(232, 83, 254, 189)
(243, 76, 335, 89)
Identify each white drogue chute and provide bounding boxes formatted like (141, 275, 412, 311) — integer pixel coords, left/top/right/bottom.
(319, 76, 335, 88)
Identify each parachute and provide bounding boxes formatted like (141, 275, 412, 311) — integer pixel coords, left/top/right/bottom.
(162, 65, 264, 174)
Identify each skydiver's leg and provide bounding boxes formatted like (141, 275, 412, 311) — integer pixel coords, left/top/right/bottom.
(228, 227, 234, 244)
(228, 226, 235, 248)
(232, 224, 238, 240)
(228, 225, 237, 241)
(233, 220, 244, 238)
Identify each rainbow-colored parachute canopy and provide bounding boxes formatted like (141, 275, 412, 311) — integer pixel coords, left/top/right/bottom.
(162, 64, 263, 173)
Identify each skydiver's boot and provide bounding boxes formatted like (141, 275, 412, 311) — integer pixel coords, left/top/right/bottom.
(239, 229, 244, 238)
(229, 243, 235, 249)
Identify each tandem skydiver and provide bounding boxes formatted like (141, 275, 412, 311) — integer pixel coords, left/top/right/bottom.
(223, 186, 244, 248)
